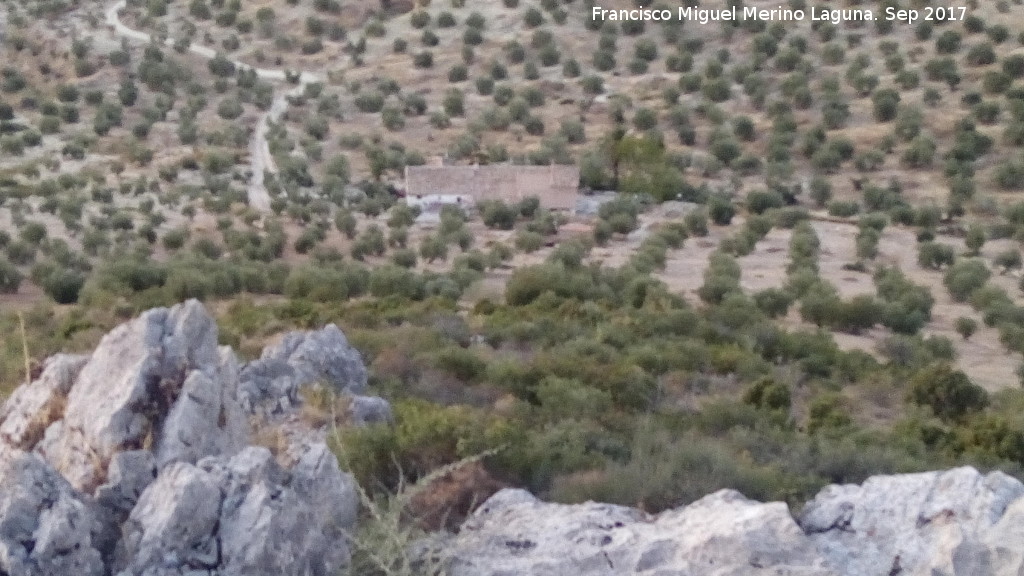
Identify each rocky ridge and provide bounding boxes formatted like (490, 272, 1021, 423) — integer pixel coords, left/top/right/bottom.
(428, 466, 1024, 576)
(0, 300, 382, 576)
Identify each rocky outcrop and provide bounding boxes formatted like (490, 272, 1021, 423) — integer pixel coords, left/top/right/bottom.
(115, 445, 356, 576)
(0, 354, 86, 450)
(800, 466, 1024, 576)
(0, 447, 105, 576)
(238, 323, 391, 424)
(432, 488, 834, 576)
(430, 467, 1024, 576)
(23, 301, 247, 493)
(0, 300, 362, 576)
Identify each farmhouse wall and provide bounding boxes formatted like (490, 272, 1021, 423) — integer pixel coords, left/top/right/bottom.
(404, 164, 579, 210)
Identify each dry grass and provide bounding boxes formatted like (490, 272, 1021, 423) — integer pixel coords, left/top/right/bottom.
(298, 385, 354, 429)
(249, 419, 289, 458)
(339, 446, 505, 576)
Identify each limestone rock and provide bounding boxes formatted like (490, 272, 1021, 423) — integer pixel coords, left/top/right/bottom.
(436, 488, 835, 576)
(117, 445, 357, 576)
(154, 347, 247, 469)
(15, 300, 1024, 576)
(0, 354, 86, 450)
(95, 451, 157, 515)
(0, 300, 360, 576)
(799, 466, 1024, 576)
(348, 395, 394, 426)
(983, 495, 1024, 575)
(238, 324, 369, 415)
(35, 300, 241, 493)
(114, 462, 223, 575)
(0, 448, 105, 576)
(428, 468, 1024, 576)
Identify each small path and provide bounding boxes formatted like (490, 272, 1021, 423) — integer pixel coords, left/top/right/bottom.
(104, 0, 324, 211)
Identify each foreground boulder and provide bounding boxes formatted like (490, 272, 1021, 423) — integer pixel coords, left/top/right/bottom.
(115, 445, 355, 576)
(432, 488, 834, 576)
(800, 466, 1024, 576)
(430, 467, 1024, 576)
(0, 300, 361, 576)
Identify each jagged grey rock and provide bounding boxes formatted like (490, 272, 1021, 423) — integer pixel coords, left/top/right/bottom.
(0, 354, 87, 450)
(35, 300, 237, 493)
(117, 445, 357, 576)
(95, 451, 157, 515)
(114, 462, 222, 575)
(434, 488, 836, 576)
(154, 347, 247, 469)
(238, 324, 370, 415)
(0, 448, 105, 576)
(984, 494, 1024, 574)
(799, 466, 1024, 576)
(348, 395, 394, 426)
(0, 300, 360, 576)
(429, 468, 1024, 576)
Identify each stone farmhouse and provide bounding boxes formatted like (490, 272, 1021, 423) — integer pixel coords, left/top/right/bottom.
(403, 161, 580, 211)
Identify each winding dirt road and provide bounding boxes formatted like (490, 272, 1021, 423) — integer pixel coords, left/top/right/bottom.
(105, 0, 323, 211)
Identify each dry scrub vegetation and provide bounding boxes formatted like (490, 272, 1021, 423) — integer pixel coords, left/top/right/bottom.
(8, 0, 1024, 547)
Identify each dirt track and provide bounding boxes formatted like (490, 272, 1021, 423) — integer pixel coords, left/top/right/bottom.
(104, 0, 325, 212)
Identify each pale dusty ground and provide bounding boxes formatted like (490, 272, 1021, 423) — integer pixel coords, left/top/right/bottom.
(616, 208, 1024, 392)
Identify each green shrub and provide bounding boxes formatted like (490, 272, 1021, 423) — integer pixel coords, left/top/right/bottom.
(514, 230, 544, 253)
(832, 295, 882, 334)
(6, 241, 36, 265)
(18, 222, 46, 245)
(917, 242, 956, 270)
(635, 39, 658, 62)
(994, 249, 1023, 273)
(746, 189, 784, 215)
(954, 316, 978, 340)
(855, 228, 880, 260)
(871, 88, 900, 122)
(743, 377, 791, 413)
(944, 259, 991, 302)
(437, 10, 457, 26)
(965, 224, 985, 255)
(284, 264, 368, 302)
(908, 364, 987, 422)
(368, 266, 425, 300)
(524, 7, 544, 27)
(753, 288, 792, 318)
(431, 347, 486, 382)
(413, 51, 433, 68)
(352, 225, 387, 260)
(41, 270, 85, 304)
(481, 200, 517, 230)
(935, 30, 963, 54)
(409, 10, 430, 28)
(0, 257, 21, 293)
(684, 210, 708, 236)
(419, 234, 448, 263)
(708, 196, 735, 225)
(698, 251, 741, 304)
(443, 89, 464, 116)
(354, 91, 385, 113)
(335, 211, 358, 239)
(391, 248, 417, 268)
